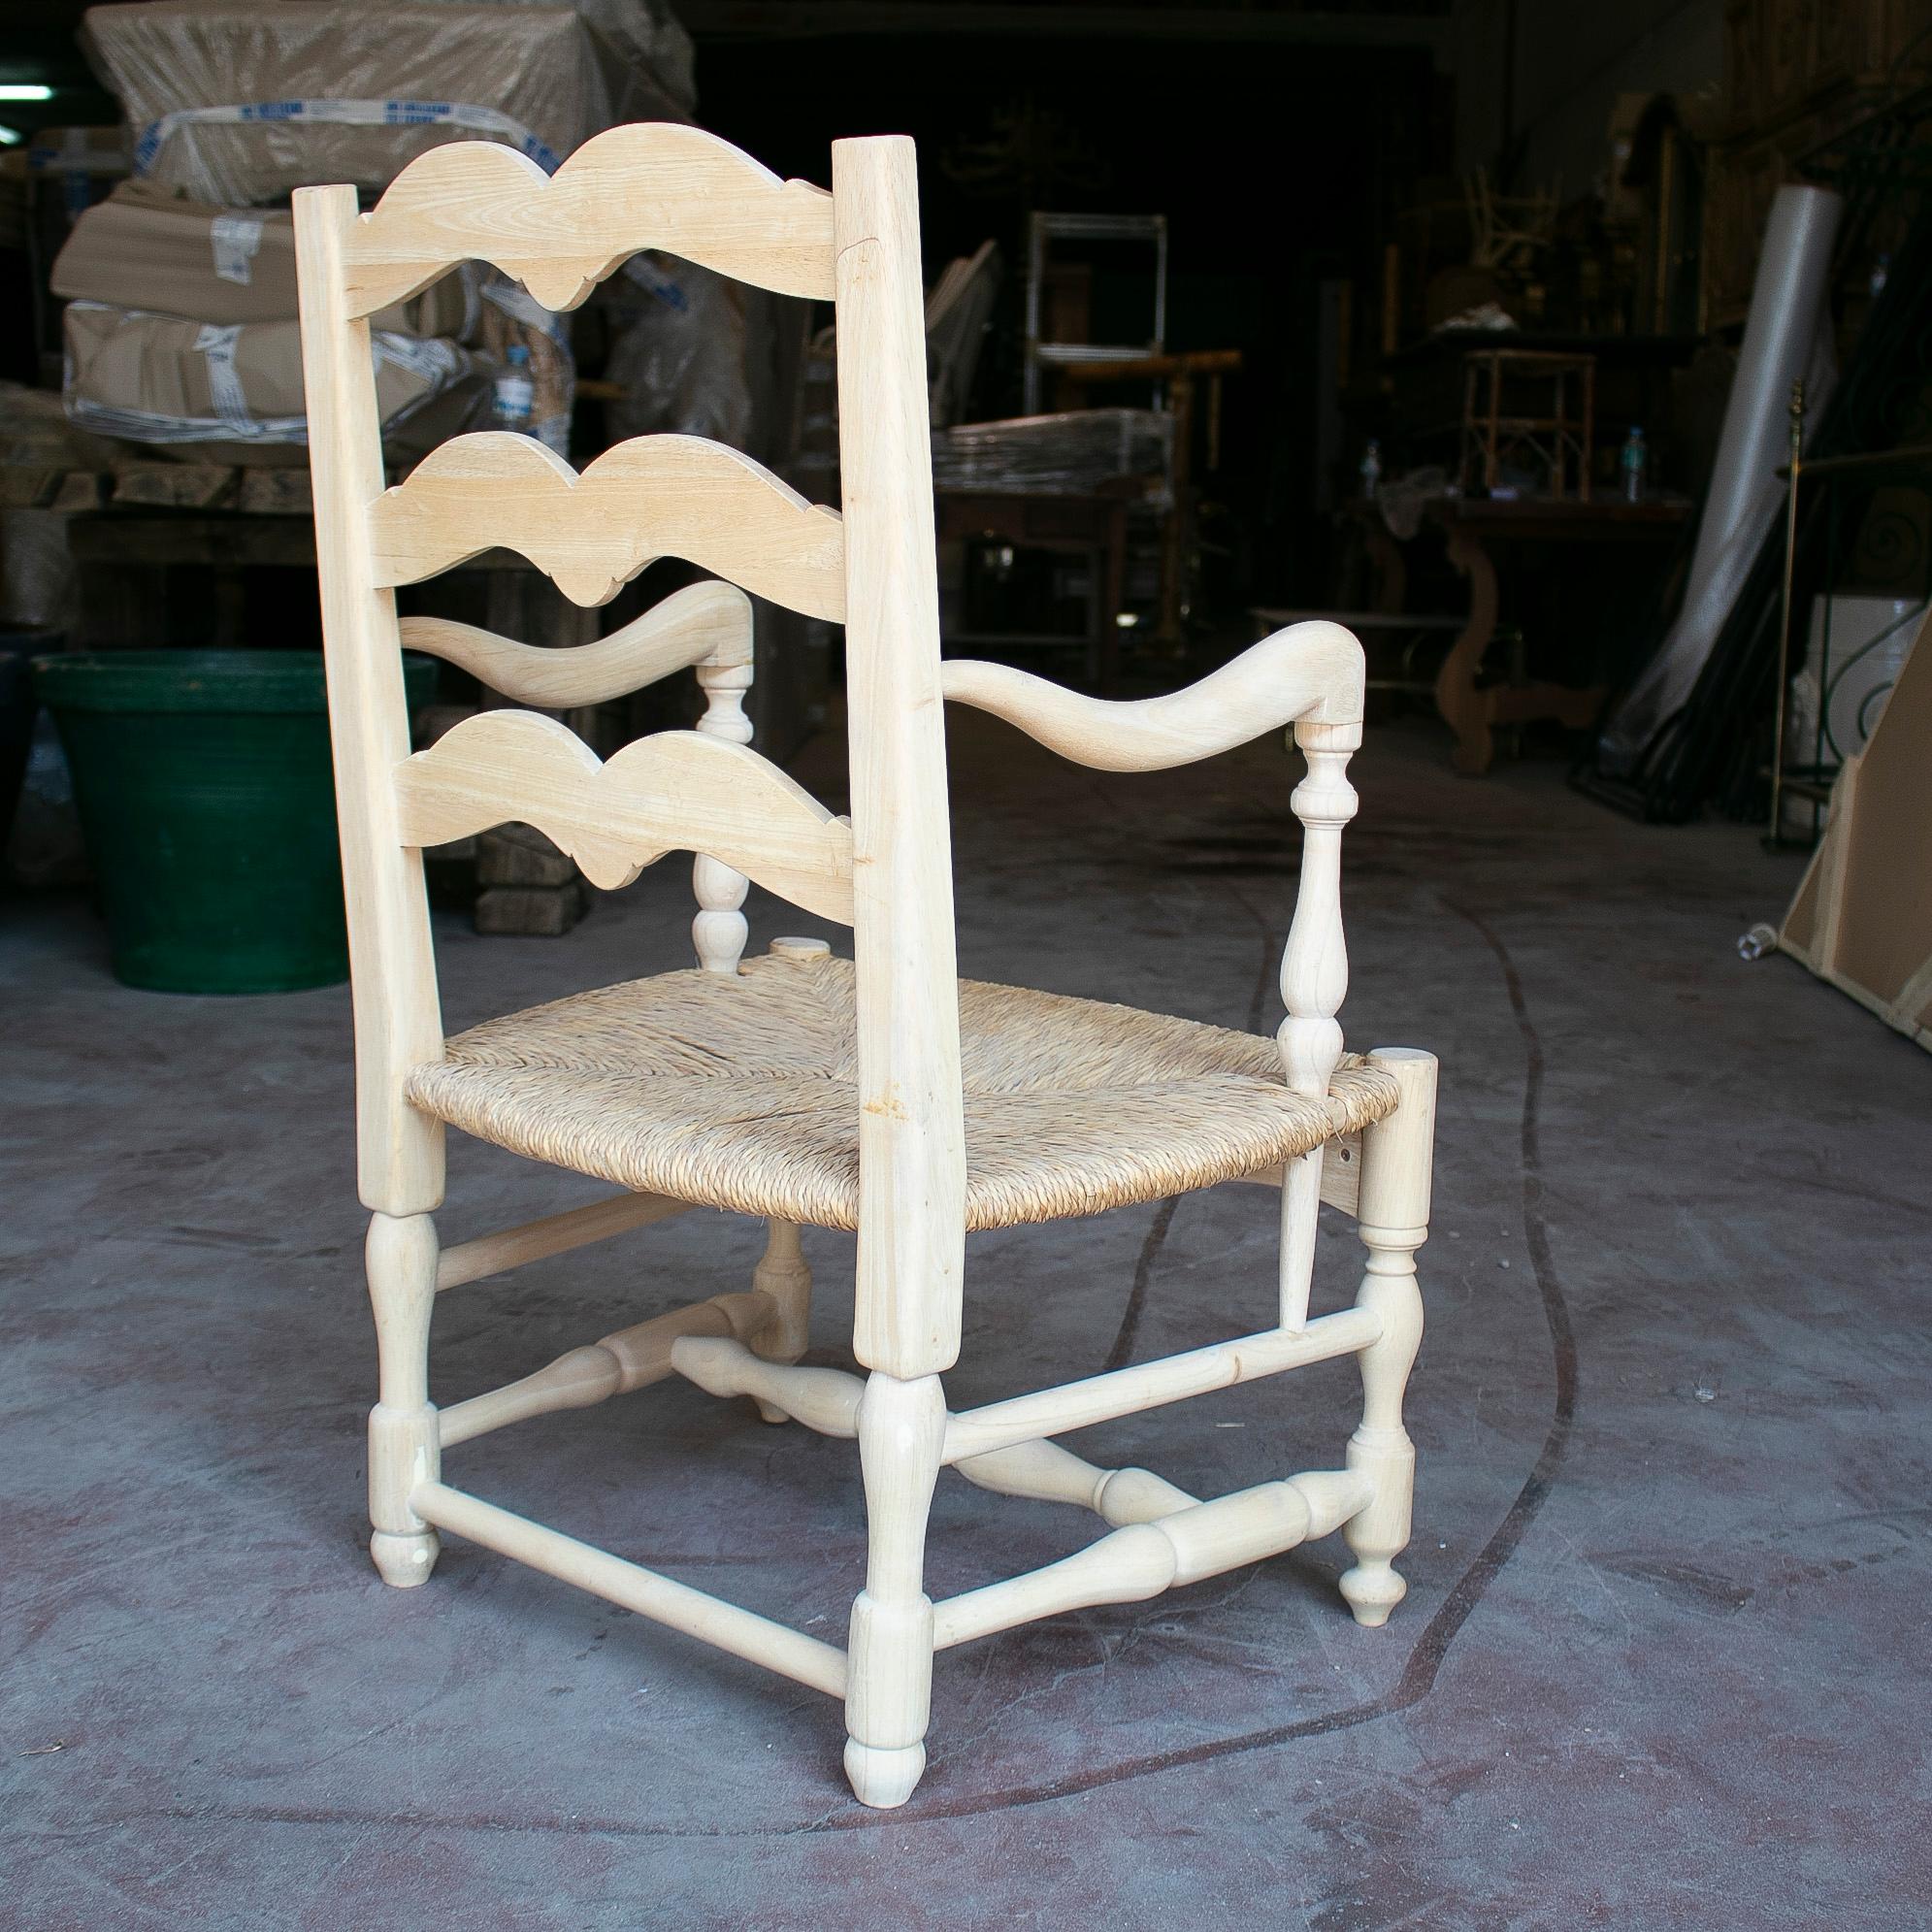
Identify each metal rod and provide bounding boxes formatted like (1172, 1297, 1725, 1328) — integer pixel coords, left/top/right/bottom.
(1776, 440, 1932, 478)
(1767, 378, 1806, 847)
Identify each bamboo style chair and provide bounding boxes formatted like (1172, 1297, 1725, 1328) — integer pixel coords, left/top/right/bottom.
(293, 125, 1438, 1811)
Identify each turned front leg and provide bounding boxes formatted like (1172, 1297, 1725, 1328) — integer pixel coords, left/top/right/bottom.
(845, 1370, 946, 1809)
(366, 1210, 442, 1587)
(749, 1220, 812, 1425)
(1340, 1048, 1435, 1626)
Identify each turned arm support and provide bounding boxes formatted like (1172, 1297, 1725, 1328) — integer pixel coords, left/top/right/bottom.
(399, 578, 752, 710)
(940, 622, 1363, 1327)
(938, 619, 1362, 772)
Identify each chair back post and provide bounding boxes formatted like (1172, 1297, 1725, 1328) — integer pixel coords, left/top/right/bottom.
(293, 182, 446, 1217)
(830, 135, 967, 1379)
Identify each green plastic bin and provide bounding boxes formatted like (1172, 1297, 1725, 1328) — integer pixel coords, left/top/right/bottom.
(34, 650, 434, 994)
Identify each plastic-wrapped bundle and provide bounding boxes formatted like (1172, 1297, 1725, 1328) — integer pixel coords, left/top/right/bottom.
(931, 409, 1173, 500)
(51, 180, 476, 335)
(82, 0, 692, 207)
(445, 0, 694, 107)
(62, 301, 490, 465)
(51, 185, 570, 460)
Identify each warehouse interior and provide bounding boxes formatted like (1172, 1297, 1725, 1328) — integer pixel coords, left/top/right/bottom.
(3, 2, 1928, 1924)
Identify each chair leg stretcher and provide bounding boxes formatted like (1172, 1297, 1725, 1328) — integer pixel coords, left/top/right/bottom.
(435, 1189, 695, 1292)
(931, 1467, 1374, 1649)
(409, 1456, 1379, 1691)
(438, 1291, 774, 1448)
(409, 1480, 850, 1698)
(672, 1334, 1210, 1522)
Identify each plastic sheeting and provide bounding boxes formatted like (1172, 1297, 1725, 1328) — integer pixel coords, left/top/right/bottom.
(1597, 183, 1842, 775)
(82, 1, 691, 206)
(605, 255, 753, 450)
(931, 409, 1173, 500)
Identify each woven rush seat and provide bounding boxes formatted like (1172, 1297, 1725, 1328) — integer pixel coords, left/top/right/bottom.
(407, 953, 1402, 1231)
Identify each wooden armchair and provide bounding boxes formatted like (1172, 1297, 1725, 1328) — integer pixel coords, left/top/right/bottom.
(294, 126, 1438, 1811)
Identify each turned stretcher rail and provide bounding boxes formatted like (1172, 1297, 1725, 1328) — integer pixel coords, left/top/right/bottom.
(941, 1306, 1383, 1463)
(670, 1337, 1201, 1525)
(931, 1467, 1373, 1650)
(440, 1291, 773, 1448)
(409, 1482, 849, 1697)
(435, 1188, 694, 1292)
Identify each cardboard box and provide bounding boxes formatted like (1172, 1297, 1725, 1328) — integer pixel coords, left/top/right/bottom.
(51, 181, 474, 335)
(63, 299, 488, 465)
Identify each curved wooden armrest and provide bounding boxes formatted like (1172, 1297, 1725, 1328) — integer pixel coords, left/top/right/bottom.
(938, 620, 1363, 772)
(398, 579, 751, 709)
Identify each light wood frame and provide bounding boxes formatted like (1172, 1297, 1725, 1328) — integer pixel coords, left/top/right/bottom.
(294, 123, 1439, 1811)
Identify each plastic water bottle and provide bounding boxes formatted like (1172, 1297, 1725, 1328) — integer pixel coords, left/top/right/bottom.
(492, 344, 535, 432)
(1359, 438, 1383, 500)
(1621, 425, 1646, 504)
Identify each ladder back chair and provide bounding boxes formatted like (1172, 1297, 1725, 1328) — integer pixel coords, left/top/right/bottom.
(294, 125, 1439, 1810)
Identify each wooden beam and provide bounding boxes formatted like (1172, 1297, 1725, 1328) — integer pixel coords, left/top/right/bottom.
(1231, 1133, 1363, 1217)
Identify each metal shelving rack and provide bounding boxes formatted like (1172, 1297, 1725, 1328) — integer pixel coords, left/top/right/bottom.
(1022, 212, 1168, 414)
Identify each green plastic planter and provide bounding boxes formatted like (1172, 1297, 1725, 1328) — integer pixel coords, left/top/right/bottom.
(34, 650, 434, 994)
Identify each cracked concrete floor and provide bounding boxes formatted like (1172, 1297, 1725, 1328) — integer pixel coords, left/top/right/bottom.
(5, 711, 1929, 1928)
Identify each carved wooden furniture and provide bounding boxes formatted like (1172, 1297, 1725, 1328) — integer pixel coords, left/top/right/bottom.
(1458, 347, 1595, 503)
(294, 123, 1439, 1810)
(1427, 494, 1691, 774)
(1348, 494, 1691, 775)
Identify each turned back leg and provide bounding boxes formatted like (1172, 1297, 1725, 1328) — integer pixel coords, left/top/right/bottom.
(366, 1209, 442, 1588)
(844, 1370, 946, 1808)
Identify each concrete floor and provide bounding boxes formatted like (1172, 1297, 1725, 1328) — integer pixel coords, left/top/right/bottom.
(5, 710, 1929, 1928)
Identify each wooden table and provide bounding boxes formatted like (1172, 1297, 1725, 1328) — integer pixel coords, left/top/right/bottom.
(1357, 495, 1691, 775)
(934, 485, 1136, 688)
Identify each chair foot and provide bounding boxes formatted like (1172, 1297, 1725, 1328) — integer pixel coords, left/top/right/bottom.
(371, 1527, 441, 1588)
(1339, 1555, 1406, 1627)
(843, 1738, 927, 1809)
(754, 1398, 790, 1426)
